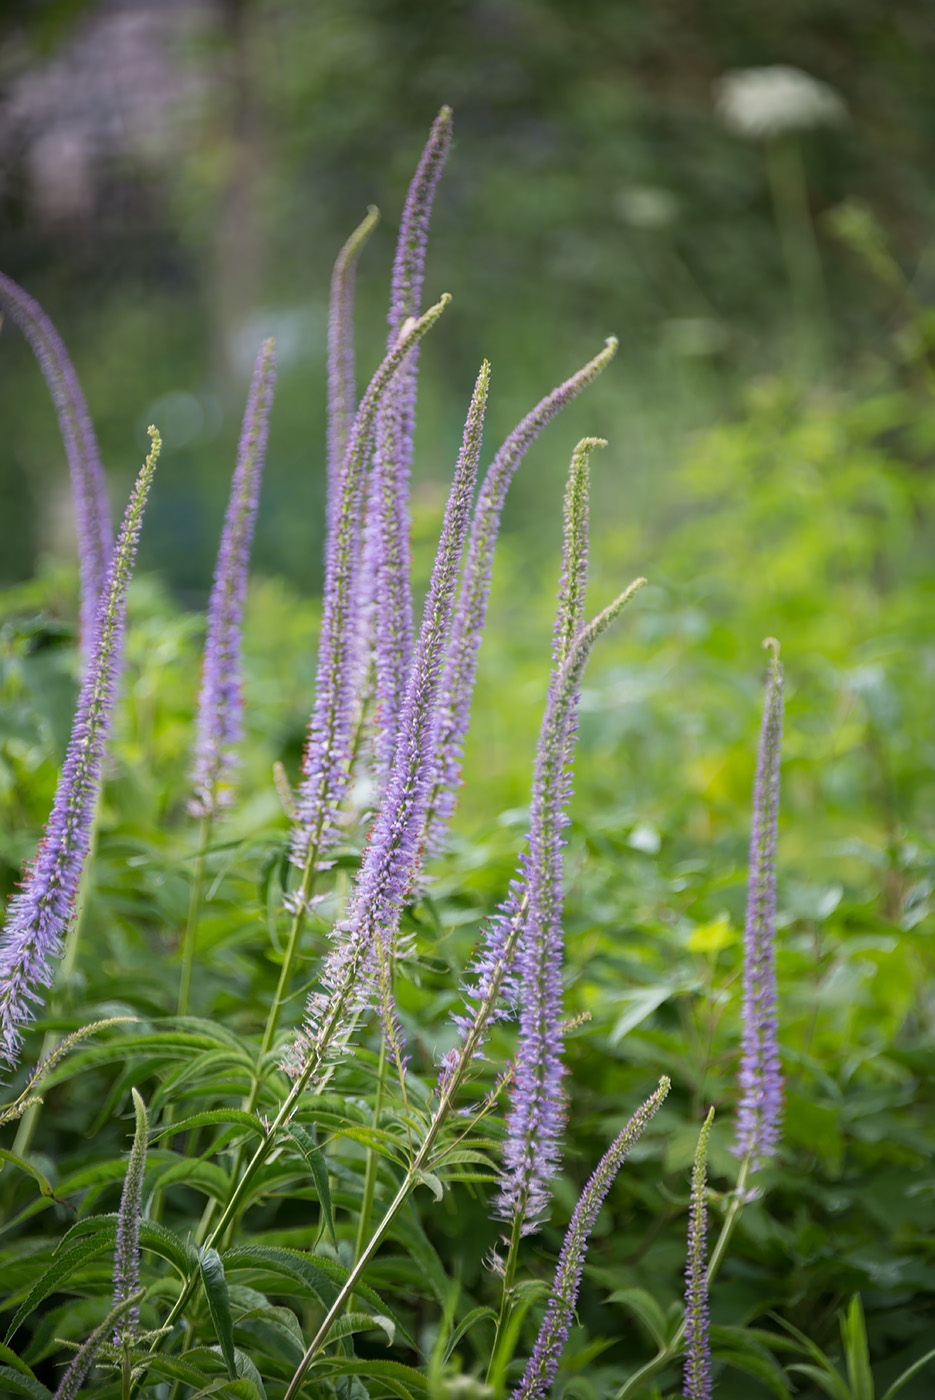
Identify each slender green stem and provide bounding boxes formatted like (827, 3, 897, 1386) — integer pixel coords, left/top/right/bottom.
(486, 1209, 525, 1385)
(177, 815, 212, 1019)
(13, 806, 100, 1158)
(354, 1039, 387, 1263)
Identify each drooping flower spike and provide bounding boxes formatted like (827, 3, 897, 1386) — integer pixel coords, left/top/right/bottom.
(734, 638, 784, 1167)
(512, 1077, 670, 1400)
(0, 429, 161, 1068)
(496, 572, 647, 1234)
(364, 107, 454, 780)
(52, 1291, 144, 1400)
(327, 206, 379, 493)
(683, 1107, 715, 1400)
(425, 336, 619, 856)
(0, 271, 112, 651)
(189, 338, 277, 819)
(287, 363, 488, 1083)
(289, 294, 451, 878)
(112, 1088, 149, 1344)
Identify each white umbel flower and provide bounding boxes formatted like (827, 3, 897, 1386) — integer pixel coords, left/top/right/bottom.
(714, 66, 848, 140)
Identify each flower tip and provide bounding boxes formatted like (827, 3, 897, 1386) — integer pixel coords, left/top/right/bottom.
(762, 635, 781, 659)
(604, 335, 619, 355)
(436, 104, 454, 125)
(577, 436, 608, 453)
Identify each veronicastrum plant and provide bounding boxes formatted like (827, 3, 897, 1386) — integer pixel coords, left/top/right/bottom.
(0, 107, 845, 1400)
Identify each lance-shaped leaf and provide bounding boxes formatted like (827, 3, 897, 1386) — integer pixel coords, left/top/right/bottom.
(683, 1107, 715, 1400)
(734, 639, 784, 1168)
(512, 1078, 670, 1400)
(289, 294, 451, 877)
(425, 338, 618, 855)
(112, 1088, 148, 1342)
(288, 364, 488, 1083)
(0, 430, 161, 1068)
(0, 272, 112, 651)
(327, 205, 379, 492)
(189, 339, 277, 818)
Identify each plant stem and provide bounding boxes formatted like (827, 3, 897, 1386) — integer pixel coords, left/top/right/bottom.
(486, 1208, 525, 1385)
(177, 815, 212, 1019)
(354, 1038, 387, 1264)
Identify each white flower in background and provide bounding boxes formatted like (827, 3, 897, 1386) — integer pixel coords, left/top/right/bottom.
(714, 66, 848, 140)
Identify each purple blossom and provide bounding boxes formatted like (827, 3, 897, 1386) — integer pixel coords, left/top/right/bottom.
(113, 1088, 149, 1342)
(0, 431, 160, 1068)
(289, 294, 451, 877)
(512, 1077, 670, 1400)
(424, 338, 618, 856)
(189, 339, 276, 819)
(327, 206, 379, 496)
(288, 363, 488, 1079)
(0, 271, 112, 652)
(683, 1108, 715, 1400)
(733, 640, 784, 1167)
(361, 108, 453, 780)
(53, 1292, 143, 1400)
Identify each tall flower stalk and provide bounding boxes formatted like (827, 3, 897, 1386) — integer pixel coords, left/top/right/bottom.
(509, 1078, 671, 1400)
(288, 363, 490, 1089)
(364, 107, 453, 778)
(683, 1108, 715, 1400)
(113, 1088, 149, 1349)
(327, 206, 379, 494)
(425, 337, 619, 855)
(734, 638, 784, 1167)
(0, 271, 112, 651)
(0, 429, 161, 1069)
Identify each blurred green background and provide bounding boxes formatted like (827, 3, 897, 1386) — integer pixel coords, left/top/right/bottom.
(1, 0, 934, 594)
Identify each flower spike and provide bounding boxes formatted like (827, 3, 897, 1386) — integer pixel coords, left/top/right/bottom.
(288, 363, 488, 1081)
(495, 574, 647, 1233)
(289, 294, 451, 875)
(0, 429, 161, 1068)
(512, 1078, 670, 1400)
(733, 639, 784, 1167)
(112, 1088, 149, 1342)
(189, 338, 277, 818)
(683, 1107, 715, 1400)
(327, 206, 379, 493)
(425, 338, 618, 855)
(0, 271, 112, 651)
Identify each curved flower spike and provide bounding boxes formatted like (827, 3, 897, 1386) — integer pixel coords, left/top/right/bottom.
(512, 1077, 670, 1400)
(327, 206, 379, 492)
(0, 430, 161, 1067)
(113, 1088, 149, 1342)
(0, 271, 112, 651)
(734, 639, 784, 1168)
(425, 337, 618, 855)
(289, 294, 451, 876)
(189, 338, 277, 818)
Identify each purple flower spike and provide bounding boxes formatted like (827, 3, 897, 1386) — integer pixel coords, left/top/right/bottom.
(0, 271, 112, 651)
(425, 338, 618, 856)
(289, 294, 451, 878)
(496, 571, 647, 1235)
(362, 108, 453, 780)
(733, 639, 784, 1168)
(327, 207, 379, 495)
(683, 1107, 715, 1400)
(289, 364, 489, 1081)
(113, 1088, 149, 1342)
(0, 430, 161, 1068)
(512, 1077, 670, 1400)
(189, 339, 277, 819)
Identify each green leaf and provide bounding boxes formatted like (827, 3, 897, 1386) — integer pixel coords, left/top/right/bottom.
(200, 1247, 238, 1380)
(443, 1306, 497, 1363)
(881, 1347, 935, 1400)
(0, 1148, 55, 1199)
(413, 1169, 444, 1202)
(608, 1288, 669, 1350)
(323, 1311, 396, 1348)
(60, 1211, 197, 1278)
(5, 1235, 110, 1343)
(840, 1296, 873, 1400)
(151, 1109, 267, 1141)
(310, 1358, 430, 1396)
(285, 1123, 337, 1247)
(0, 1346, 37, 1379)
(788, 1363, 853, 1400)
(0, 1366, 53, 1400)
(222, 1245, 339, 1309)
(715, 1348, 792, 1400)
